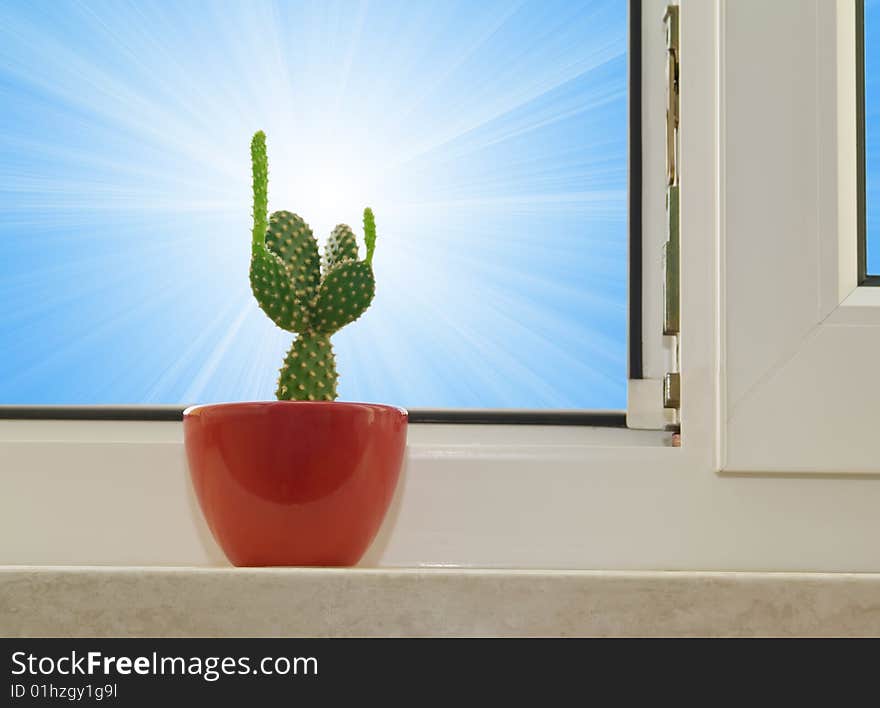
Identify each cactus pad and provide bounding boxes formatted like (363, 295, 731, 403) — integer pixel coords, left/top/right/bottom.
(276, 331, 338, 401)
(323, 224, 359, 272)
(267, 211, 320, 287)
(249, 248, 311, 331)
(313, 259, 376, 335)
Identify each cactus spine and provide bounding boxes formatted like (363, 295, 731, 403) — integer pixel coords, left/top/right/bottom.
(249, 131, 377, 401)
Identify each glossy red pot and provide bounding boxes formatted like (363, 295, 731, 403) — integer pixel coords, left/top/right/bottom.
(183, 401, 407, 567)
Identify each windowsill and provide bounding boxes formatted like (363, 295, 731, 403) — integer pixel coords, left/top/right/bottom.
(0, 421, 675, 569)
(2, 566, 879, 638)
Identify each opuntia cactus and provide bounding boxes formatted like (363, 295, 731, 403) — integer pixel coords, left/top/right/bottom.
(249, 131, 377, 401)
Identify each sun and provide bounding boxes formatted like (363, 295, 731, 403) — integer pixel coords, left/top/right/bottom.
(266, 132, 387, 246)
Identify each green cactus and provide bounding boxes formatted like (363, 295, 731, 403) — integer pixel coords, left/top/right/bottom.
(249, 130, 377, 401)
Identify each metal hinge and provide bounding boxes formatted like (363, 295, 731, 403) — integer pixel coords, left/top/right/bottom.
(664, 5, 680, 189)
(663, 5, 681, 422)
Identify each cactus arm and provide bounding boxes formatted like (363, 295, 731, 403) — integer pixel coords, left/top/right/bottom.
(363, 207, 376, 265)
(312, 260, 375, 335)
(276, 331, 338, 401)
(251, 131, 268, 252)
(323, 224, 359, 274)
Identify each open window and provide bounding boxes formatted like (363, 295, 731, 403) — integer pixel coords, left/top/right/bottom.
(0, 0, 669, 429)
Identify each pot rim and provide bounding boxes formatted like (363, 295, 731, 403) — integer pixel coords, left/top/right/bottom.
(183, 400, 408, 418)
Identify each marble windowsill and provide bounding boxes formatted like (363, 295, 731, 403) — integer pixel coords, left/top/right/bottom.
(3, 567, 880, 638)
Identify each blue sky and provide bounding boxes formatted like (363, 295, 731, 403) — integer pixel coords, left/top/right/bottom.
(0, 0, 628, 409)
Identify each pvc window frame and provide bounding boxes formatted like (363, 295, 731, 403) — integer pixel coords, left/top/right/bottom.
(11, 1, 880, 572)
(0, 0, 686, 571)
(716, 0, 880, 474)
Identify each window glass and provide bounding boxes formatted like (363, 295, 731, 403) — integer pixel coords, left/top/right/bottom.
(0, 0, 627, 408)
(866, 0, 880, 275)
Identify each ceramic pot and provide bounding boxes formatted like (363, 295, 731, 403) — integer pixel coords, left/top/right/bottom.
(183, 401, 407, 566)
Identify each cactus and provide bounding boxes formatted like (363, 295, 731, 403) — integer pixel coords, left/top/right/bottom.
(249, 131, 377, 401)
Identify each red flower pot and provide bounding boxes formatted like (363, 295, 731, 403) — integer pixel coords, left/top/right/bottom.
(183, 401, 407, 567)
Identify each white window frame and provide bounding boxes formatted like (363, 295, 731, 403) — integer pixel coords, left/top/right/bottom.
(5, 0, 880, 573)
(717, 0, 880, 474)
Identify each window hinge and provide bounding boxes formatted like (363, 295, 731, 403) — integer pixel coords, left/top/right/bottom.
(664, 185, 679, 336)
(663, 5, 681, 425)
(663, 371, 680, 410)
(664, 5, 679, 187)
